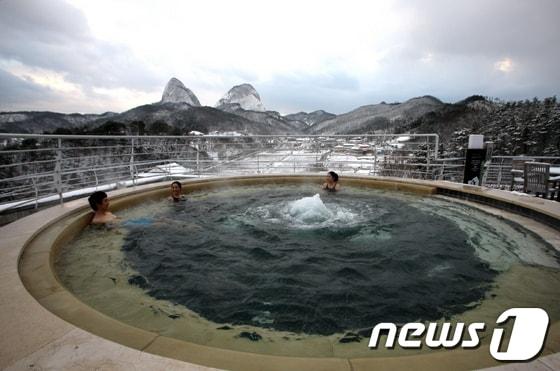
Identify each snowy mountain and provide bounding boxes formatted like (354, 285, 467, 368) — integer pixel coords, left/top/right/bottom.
(93, 102, 306, 135)
(308, 96, 444, 134)
(0, 111, 116, 133)
(285, 110, 336, 127)
(216, 84, 265, 112)
(217, 104, 308, 133)
(161, 77, 201, 106)
(403, 96, 560, 157)
(214, 83, 307, 132)
(3, 77, 558, 158)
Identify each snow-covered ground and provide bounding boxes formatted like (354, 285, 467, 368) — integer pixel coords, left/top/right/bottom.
(214, 150, 382, 175)
(326, 154, 379, 173)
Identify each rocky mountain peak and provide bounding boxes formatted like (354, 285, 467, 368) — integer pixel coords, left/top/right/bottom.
(161, 77, 201, 106)
(216, 83, 265, 112)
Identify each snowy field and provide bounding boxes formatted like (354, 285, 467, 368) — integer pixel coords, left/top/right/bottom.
(214, 150, 383, 175)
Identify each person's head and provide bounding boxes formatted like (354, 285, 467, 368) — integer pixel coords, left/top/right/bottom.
(327, 171, 339, 183)
(88, 191, 109, 212)
(171, 181, 182, 198)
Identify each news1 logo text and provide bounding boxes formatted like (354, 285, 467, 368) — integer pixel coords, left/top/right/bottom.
(368, 308, 549, 361)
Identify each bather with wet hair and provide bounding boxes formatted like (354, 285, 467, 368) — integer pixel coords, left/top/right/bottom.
(322, 171, 340, 192)
(88, 191, 118, 224)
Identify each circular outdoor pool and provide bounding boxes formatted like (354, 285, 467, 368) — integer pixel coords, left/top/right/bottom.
(53, 182, 560, 358)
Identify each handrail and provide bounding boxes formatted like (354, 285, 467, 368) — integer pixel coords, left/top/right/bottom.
(0, 132, 440, 139)
(0, 132, 451, 213)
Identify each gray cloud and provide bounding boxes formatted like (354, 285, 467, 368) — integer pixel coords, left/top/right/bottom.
(0, 0, 558, 114)
(257, 1, 560, 114)
(0, 0, 162, 93)
(392, 0, 560, 99)
(0, 68, 125, 112)
(259, 72, 366, 115)
(407, 0, 560, 58)
(0, 68, 62, 109)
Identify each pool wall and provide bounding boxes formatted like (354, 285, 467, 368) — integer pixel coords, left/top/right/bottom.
(2, 174, 560, 371)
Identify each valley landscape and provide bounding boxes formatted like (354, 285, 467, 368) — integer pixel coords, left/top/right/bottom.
(1, 77, 558, 157)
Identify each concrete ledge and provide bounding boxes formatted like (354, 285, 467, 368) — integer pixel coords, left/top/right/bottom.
(2, 175, 560, 370)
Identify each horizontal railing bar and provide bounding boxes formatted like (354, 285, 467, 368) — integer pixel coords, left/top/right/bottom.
(58, 145, 133, 151)
(0, 180, 59, 190)
(0, 147, 58, 155)
(489, 155, 560, 160)
(0, 172, 55, 183)
(0, 184, 35, 192)
(0, 159, 458, 180)
(432, 157, 465, 162)
(0, 133, 439, 140)
(0, 159, 58, 169)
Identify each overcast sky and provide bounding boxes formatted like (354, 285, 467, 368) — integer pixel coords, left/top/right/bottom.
(0, 0, 559, 114)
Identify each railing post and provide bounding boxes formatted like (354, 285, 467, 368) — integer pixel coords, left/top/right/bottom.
(315, 138, 318, 171)
(196, 141, 200, 176)
(93, 169, 99, 189)
(55, 137, 63, 204)
(481, 142, 493, 187)
(292, 143, 296, 174)
(495, 157, 503, 188)
(130, 138, 136, 186)
(425, 136, 431, 180)
(31, 177, 39, 209)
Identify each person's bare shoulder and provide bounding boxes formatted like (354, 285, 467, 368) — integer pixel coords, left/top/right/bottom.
(91, 211, 118, 224)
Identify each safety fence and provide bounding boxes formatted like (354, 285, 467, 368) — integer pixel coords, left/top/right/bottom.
(0, 133, 450, 212)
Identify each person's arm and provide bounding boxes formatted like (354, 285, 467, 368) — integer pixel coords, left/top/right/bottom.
(334, 183, 341, 191)
(322, 182, 328, 189)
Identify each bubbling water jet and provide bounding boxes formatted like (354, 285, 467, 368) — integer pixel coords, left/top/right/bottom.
(288, 194, 332, 223)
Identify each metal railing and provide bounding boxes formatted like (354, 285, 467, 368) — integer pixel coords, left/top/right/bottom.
(431, 157, 466, 182)
(482, 155, 560, 190)
(0, 133, 450, 212)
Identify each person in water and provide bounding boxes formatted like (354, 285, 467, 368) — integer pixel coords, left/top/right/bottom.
(169, 181, 186, 202)
(322, 171, 340, 192)
(88, 191, 118, 224)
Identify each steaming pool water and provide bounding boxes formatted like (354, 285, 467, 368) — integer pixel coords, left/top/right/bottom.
(55, 184, 560, 357)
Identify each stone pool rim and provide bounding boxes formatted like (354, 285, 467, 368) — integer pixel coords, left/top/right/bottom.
(4, 174, 560, 371)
